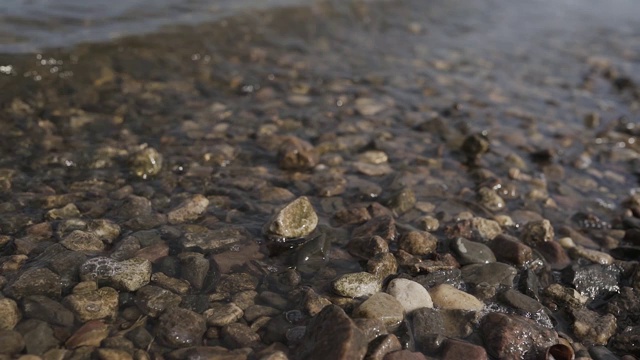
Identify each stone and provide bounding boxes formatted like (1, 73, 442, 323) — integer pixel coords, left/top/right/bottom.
(398, 231, 437, 256)
(383, 350, 428, 360)
(429, 284, 484, 311)
(0, 330, 24, 355)
(332, 272, 382, 298)
(412, 269, 462, 289)
(536, 240, 571, 270)
(167, 194, 209, 224)
(212, 241, 264, 274)
(476, 187, 505, 212)
(15, 319, 59, 355)
(302, 288, 332, 316)
(0, 298, 20, 330)
(151, 272, 190, 294)
(612, 325, 640, 356)
(441, 339, 487, 360)
(60, 230, 105, 252)
(489, 234, 532, 266)
(80, 257, 151, 292)
(355, 97, 386, 116)
(216, 273, 259, 294)
(470, 217, 502, 241)
(450, 237, 496, 265)
(353, 293, 405, 330)
(157, 307, 206, 348)
(95, 348, 133, 360)
(221, 322, 261, 349)
(166, 346, 248, 360)
(65, 320, 110, 348)
(109, 195, 152, 219)
(499, 289, 545, 317)
(352, 215, 397, 243)
(347, 235, 389, 260)
(134, 285, 182, 317)
(177, 252, 209, 290)
(607, 287, 640, 329)
(461, 133, 490, 159)
(386, 278, 433, 313)
(481, 312, 557, 360)
(244, 304, 281, 323)
(562, 264, 620, 299)
(86, 219, 121, 244)
(543, 284, 589, 308)
(182, 227, 247, 252)
(570, 307, 617, 346)
(387, 188, 416, 215)
(23, 295, 74, 327)
(130, 146, 163, 179)
(205, 302, 244, 326)
(298, 305, 368, 360)
(461, 262, 517, 289)
(367, 334, 402, 360)
(367, 252, 398, 280)
(45, 203, 81, 220)
(265, 197, 318, 239)
(231, 290, 257, 310)
(277, 136, 319, 171)
(4, 267, 61, 300)
(63, 286, 119, 322)
(521, 219, 554, 246)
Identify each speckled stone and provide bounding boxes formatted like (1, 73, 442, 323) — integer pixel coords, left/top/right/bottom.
(332, 272, 382, 298)
(265, 196, 318, 238)
(204, 302, 244, 326)
(63, 286, 119, 322)
(157, 307, 206, 348)
(80, 257, 152, 292)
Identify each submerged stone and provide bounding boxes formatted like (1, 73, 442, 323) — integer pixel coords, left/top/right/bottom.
(265, 196, 318, 239)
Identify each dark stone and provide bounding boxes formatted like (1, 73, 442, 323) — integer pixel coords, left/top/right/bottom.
(611, 325, 640, 356)
(410, 308, 446, 354)
(22, 295, 75, 327)
(347, 235, 389, 260)
(518, 268, 542, 301)
(297, 305, 368, 360)
(461, 133, 490, 160)
(450, 237, 496, 265)
(5, 267, 62, 300)
(461, 262, 517, 289)
(156, 307, 206, 348)
(366, 334, 402, 360)
(125, 326, 154, 349)
(383, 349, 428, 360)
(499, 289, 544, 315)
(535, 241, 571, 270)
(569, 307, 616, 346)
(562, 264, 620, 299)
(480, 312, 557, 360)
(277, 136, 319, 171)
(221, 322, 261, 349)
(606, 287, 640, 329)
(440, 339, 487, 360)
(134, 285, 182, 317)
(411, 269, 462, 289)
(216, 273, 258, 294)
(489, 234, 532, 266)
(178, 252, 209, 290)
(15, 319, 59, 355)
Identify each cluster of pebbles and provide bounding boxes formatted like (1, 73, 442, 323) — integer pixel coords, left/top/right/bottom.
(1, 1, 640, 360)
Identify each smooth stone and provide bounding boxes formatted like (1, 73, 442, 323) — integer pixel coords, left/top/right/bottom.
(22, 295, 74, 327)
(398, 231, 437, 256)
(130, 146, 163, 179)
(265, 196, 318, 238)
(412, 269, 462, 289)
(332, 272, 382, 298)
(4, 268, 62, 300)
(15, 319, 59, 355)
(367, 252, 398, 280)
(489, 234, 532, 266)
(536, 240, 572, 270)
(297, 305, 368, 360)
(0, 298, 20, 330)
(498, 289, 545, 316)
(429, 284, 484, 311)
(277, 136, 319, 171)
(383, 350, 428, 360)
(476, 187, 505, 212)
(570, 307, 617, 346)
(244, 304, 281, 323)
(157, 307, 206, 348)
(80, 257, 151, 292)
(204, 302, 244, 326)
(134, 285, 182, 317)
(353, 293, 405, 330)
(60, 230, 105, 252)
(95, 348, 133, 360)
(63, 286, 118, 322)
(386, 278, 433, 313)
(441, 339, 488, 360)
(481, 312, 557, 360)
(353, 318, 389, 343)
(220, 323, 261, 349)
(461, 262, 517, 288)
(177, 252, 209, 290)
(450, 237, 496, 265)
(347, 235, 389, 260)
(0, 330, 24, 355)
(167, 194, 209, 224)
(367, 334, 402, 360)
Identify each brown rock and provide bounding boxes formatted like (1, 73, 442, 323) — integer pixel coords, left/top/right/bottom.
(0, 298, 20, 330)
(489, 234, 532, 266)
(481, 312, 557, 360)
(221, 322, 261, 349)
(570, 307, 617, 346)
(536, 241, 571, 270)
(398, 231, 437, 256)
(366, 334, 402, 360)
(383, 350, 428, 360)
(65, 320, 110, 348)
(352, 216, 397, 243)
(277, 136, 319, 170)
(441, 339, 487, 360)
(167, 194, 209, 224)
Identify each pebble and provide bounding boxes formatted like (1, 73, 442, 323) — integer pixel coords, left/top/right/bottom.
(352, 215, 397, 242)
(386, 278, 433, 313)
(367, 334, 402, 360)
(398, 231, 437, 256)
(167, 194, 209, 224)
(476, 187, 505, 212)
(536, 240, 572, 270)
(95, 348, 134, 360)
(177, 252, 209, 290)
(450, 237, 496, 265)
(0, 298, 20, 330)
(570, 307, 617, 345)
(65, 320, 110, 348)
(244, 304, 281, 322)
(0, 330, 24, 355)
(130, 146, 163, 179)
(63, 285, 118, 321)
(429, 284, 484, 311)
(470, 217, 502, 241)
(133, 285, 182, 317)
(332, 272, 382, 298)
(480, 312, 557, 360)
(15, 319, 59, 355)
(4, 267, 62, 300)
(23, 295, 74, 327)
(277, 136, 319, 171)
(45, 203, 81, 220)
(181, 227, 247, 252)
(80, 257, 151, 292)
(347, 235, 389, 260)
(521, 219, 554, 246)
(150, 272, 190, 294)
(221, 322, 261, 349)
(562, 264, 620, 299)
(367, 252, 398, 280)
(383, 350, 428, 360)
(157, 307, 206, 348)
(498, 289, 545, 316)
(264, 196, 318, 238)
(204, 302, 244, 326)
(461, 262, 517, 289)
(441, 339, 488, 360)
(297, 305, 368, 360)
(60, 230, 105, 252)
(488, 234, 532, 266)
(353, 292, 405, 330)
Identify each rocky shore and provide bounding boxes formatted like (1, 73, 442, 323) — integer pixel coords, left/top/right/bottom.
(1, 0, 640, 359)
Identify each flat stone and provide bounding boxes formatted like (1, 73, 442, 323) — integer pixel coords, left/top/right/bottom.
(441, 339, 487, 360)
(562, 264, 620, 299)
(298, 305, 368, 360)
(216, 273, 259, 294)
(95, 348, 133, 360)
(332, 272, 382, 298)
(461, 262, 517, 289)
(205, 302, 244, 326)
(499, 289, 545, 317)
(181, 227, 247, 252)
(0, 298, 20, 330)
(65, 320, 110, 348)
(178, 252, 209, 290)
(386, 278, 433, 313)
(450, 237, 496, 265)
(570, 307, 617, 346)
(157, 307, 206, 348)
(80, 257, 151, 292)
(429, 284, 484, 311)
(0, 330, 24, 355)
(60, 230, 105, 252)
(481, 312, 557, 360)
(354, 292, 405, 330)
(4, 267, 61, 300)
(167, 194, 209, 224)
(134, 285, 182, 317)
(63, 286, 118, 322)
(151, 272, 190, 294)
(23, 295, 74, 327)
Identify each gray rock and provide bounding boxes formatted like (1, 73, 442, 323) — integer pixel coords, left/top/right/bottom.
(461, 262, 517, 289)
(23, 295, 74, 327)
(134, 285, 182, 317)
(481, 312, 557, 360)
(521, 219, 554, 246)
(80, 256, 151, 291)
(297, 305, 368, 360)
(332, 272, 382, 298)
(387, 187, 416, 215)
(63, 285, 119, 322)
(562, 264, 620, 299)
(353, 292, 405, 330)
(410, 307, 447, 354)
(0, 330, 24, 355)
(0, 298, 20, 330)
(367, 252, 398, 280)
(130, 146, 163, 179)
(265, 196, 318, 239)
(499, 289, 546, 318)
(450, 237, 496, 265)
(15, 319, 59, 355)
(167, 194, 209, 224)
(277, 136, 319, 171)
(5, 267, 62, 300)
(429, 284, 484, 311)
(157, 307, 206, 348)
(216, 273, 259, 294)
(177, 252, 209, 290)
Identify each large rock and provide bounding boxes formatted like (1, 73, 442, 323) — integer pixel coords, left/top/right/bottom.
(481, 312, 557, 360)
(265, 196, 318, 239)
(23, 295, 74, 327)
(297, 305, 368, 360)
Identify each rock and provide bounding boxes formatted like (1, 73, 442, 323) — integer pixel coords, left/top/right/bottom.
(265, 197, 318, 239)
(302, 288, 332, 316)
(562, 264, 620, 299)
(481, 312, 557, 360)
(205, 303, 244, 326)
(5, 267, 61, 300)
(607, 287, 640, 329)
(383, 350, 428, 360)
(182, 227, 247, 252)
(543, 283, 589, 308)
(352, 215, 397, 242)
(461, 262, 517, 289)
(355, 97, 386, 116)
(470, 217, 502, 241)
(536, 240, 571, 270)
(221, 322, 261, 349)
(332, 272, 382, 298)
(367, 334, 402, 360)
(476, 187, 505, 212)
(15, 319, 59, 355)
(80, 257, 151, 291)
(298, 305, 368, 360)
(130, 146, 163, 179)
(244, 304, 281, 323)
(354, 162, 394, 176)
(134, 285, 182, 317)
(45, 203, 81, 220)
(347, 235, 389, 260)
(398, 231, 437, 256)
(334, 206, 372, 226)
(157, 307, 206, 348)
(151, 272, 190, 295)
(167, 194, 209, 224)
(60, 230, 105, 252)
(387, 188, 416, 215)
(353, 293, 404, 330)
(570, 307, 617, 346)
(429, 284, 484, 311)
(521, 219, 554, 246)
(178, 252, 209, 290)
(612, 325, 640, 356)
(232, 290, 258, 310)
(87, 219, 121, 243)
(109, 195, 152, 219)
(412, 269, 462, 289)
(95, 348, 133, 360)
(216, 273, 259, 294)
(166, 346, 248, 360)
(498, 289, 545, 317)
(64, 284, 119, 321)
(0, 298, 20, 330)
(23, 295, 74, 327)
(441, 339, 487, 360)
(65, 320, 110, 348)
(277, 136, 319, 171)
(367, 252, 398, 280)
(386, 278, 433, 313)
(489, 234, 532, 266)
(450, 237, 496, 265)
(0, 330, 24, 355)
(461, 133, 490, 159)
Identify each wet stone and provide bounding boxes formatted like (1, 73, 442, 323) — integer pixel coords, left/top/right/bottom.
(277, 136, 319, 171)
(204, 302, 244, 326)
(221, 322, 261, 349)
(386, 278, 433, 313)
(412, 269, 462, 289)
(130, 146, 163, 179)
(332, 271, 382, 298)
(347, 235, 389, 260)
(181, 227, 247, 252)
(5, 267, 61, 300)
(450, 237, 496, 265)
(109, 195, 153, 220)
(611, 325, 640, 356)
(244, 304, 281, 322)
(570, 307, 617, 346)
(489, 234, 532, 266)
(167, 194, 209, 224)
(410, 307, 446, 354)
(157, 307, 206, 348)
(398, 231, 437, 256)
(353, 293, 405, 331)
(499, 289, 545, 317)
(15, 319, 59, 355)
(177, 252, 209, 290)
(264, 196, 318, 239)
(352, 215, 397, 243)
(521, 219, 554, 246)
(134, 285, 182, 317)
(441, 339, 487, 360)
(65, 320, 110, 348)
(80, 257, 151, 292)
(461, 133, 490, 159)
(367, 334, 402, 360)
(150, 272, 190, 295)
(470, 217, 502, 241)
(383, 350, 428, 360)
(387, 187, 416, 215)
(64, 284, 119, 322)
(231, 290, 257, 310)
(606, 287, 640, 328)
(297, 305, 368, 360)
(536, 240, 571, 270)
(461, 262, 517, 289)
(45, 203, 81, 220)
(23, 295, 74, 327)
(216, 272, 259, 294)
(0, 330, 24, 356)
(562, 264, 620, 299)
(480, 312, 557, 360)
(367, 252, 398, 280)
(429, 284, 484, 311)
(301, 288, 332, 316)
(543, 283, 589, 309)
(476, 187, 505, 212)
(60, 230, 105, 252)
(87, 219, 121, 244)
(0, 298, 20, 330)
(95, 348, 133, 360)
